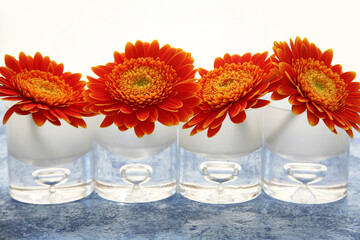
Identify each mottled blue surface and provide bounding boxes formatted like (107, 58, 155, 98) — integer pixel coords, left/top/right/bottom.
(1, 137, 360, 240)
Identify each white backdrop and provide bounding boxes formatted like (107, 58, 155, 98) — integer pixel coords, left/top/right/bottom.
(0, 0, 359, 79)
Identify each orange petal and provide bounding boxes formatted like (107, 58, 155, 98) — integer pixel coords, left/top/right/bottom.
(331, 64, 342, 74)
(323, 117, 335, 132)
(135, 40, 145, 58)
(240, 53, 252, 63)
(114, 51, 125, 64)
(228, 101, 246, 118)
(114, 113, 125, 127)
(307, 110, 319, 126)
(341, 71, 356, 83)
(231, 54, 241, 64)
(271, 92, 288, 101)
(278, 83, 297, 95)
(207, 125, 222, 138)
(251, 99, 270, 108)
(214, 57, 225, 68)
(54, 63, 64, 76)
(3, 104, 20, 124)
(32, 111, 46, 127)
(167, 51, 187, 70)
(319, 49, 333, 67)
(223, 53, 232, 64)
(19, 52, 29, 70)
(140, 121, 155, 135)
(125, 42, 137, 59)
(136, 107, 150, 121)
(198, 68, 209, 77)
(292, 104, 306, 115)
(34, 52, 44, 71)
(288, 95, 302, 105)
(300, 43, 309, 59)
(134, 125, 145, 138)
(252, 51, 268, 66)
(161, 98, 183, 109)
(209, 113, 227, 129)
(147, 40, 160, 58)
(230, 110, 246, 124)
(101, 115, 115, 128)
(187, 111, 209, 126)
(157, 109, 175, 126)
(5, 54, 20, 72)
(124, 113, 138, 128)
(149, 106, 158, 122)
(279, 62, 297, 80)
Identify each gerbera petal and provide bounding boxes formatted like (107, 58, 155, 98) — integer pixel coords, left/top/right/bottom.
(207, 125, 222, 138)
(136, 107, 150, 121)
(5, 54, 21, 72)
(19, 52, 29, 70)
(114, 51, 125, 65)
(292, 104, 307, 115)
(125, 42, 137, 59)
(100, 115, 116, 128)
(124, 113, 138, 128)
(230, 110, 246, 124)
(341, 71, 356, 83)
(319, 49, 333, 67)
(331, 64, 342, 74)
(240, 53, 252, 64)
(228, 101, 247, 118)
(289, 95, 302, 105)
(133, 125, 144, 137)
(214, 57, 225, 68)
(231, 54, 241, 64)
(157, 109, 175, 126)
(252, 99, 270, 108)
(33, 52, 44, 70)
(278, 83, 298, 95)
(198, 68, 209, 77)
(170, 53, 188, 72)
(140, 121, 155, 135)
(307, 109, 319, 126)
(3, 104, 20, 124)
(135, 40, 145, 58)
(252, 52, 268, 66)
(279, 62, 297, 80)
(147, 40, 160, 58)
(32, 111, 47, 127)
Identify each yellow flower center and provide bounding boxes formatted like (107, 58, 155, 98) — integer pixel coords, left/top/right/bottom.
(106, 57, 177, 108)
(295, 59, 347, 111)
(12, 70, 77, 106)
(200, 62, 263, 108)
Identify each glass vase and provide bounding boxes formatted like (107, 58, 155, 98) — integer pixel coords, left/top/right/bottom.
(262, 100, 350, 204)
(7, 113, 94, 204)
(94, 117, 177, 203)
(179, 109, 262, 204)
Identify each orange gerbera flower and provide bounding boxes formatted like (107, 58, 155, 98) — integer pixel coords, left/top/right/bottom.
(270, 37, 360, 138)
(85, 40, 201, 138)
(0, 52, 90, 127)
(183, 52, 276, 137)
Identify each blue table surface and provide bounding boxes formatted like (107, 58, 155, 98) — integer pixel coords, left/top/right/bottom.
(1, 136, 360, 240)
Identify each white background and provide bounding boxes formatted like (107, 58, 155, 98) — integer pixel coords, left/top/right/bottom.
(0, 0, 359, 79)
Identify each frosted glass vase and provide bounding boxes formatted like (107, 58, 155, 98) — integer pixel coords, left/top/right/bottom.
(94, 117, 177, 203)
(262, 100, 350, 204)
(179, 109, 262, 204)
(7, 113, 94, 204)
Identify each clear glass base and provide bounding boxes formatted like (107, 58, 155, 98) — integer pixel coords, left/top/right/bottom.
(262, 148, 348, 204)
(94, 141, 177, 203)
(8, 151, 94, 204)
(179, 148, 261, 204)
